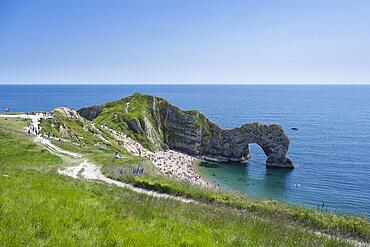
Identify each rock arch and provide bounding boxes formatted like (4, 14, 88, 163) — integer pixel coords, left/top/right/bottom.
(199, 123, 293, 168)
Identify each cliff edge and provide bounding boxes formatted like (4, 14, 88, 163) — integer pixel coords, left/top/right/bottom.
(78, 93, 293, 168)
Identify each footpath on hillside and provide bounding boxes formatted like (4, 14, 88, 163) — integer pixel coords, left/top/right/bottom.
(0, 113, 368, 247)
(0, 113, 196, 204)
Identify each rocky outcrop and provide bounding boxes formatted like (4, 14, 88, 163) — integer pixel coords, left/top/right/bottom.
(77, 105, 102, 121)
(78, 93, 294, 168)
(203, 123, 293, 168)
(54, 107, 85, 122)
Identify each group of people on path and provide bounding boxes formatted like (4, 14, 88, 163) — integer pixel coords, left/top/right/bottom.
(27, 122, 41, 136)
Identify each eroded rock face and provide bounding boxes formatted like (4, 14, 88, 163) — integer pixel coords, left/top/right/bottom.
(157, 101, 293, 168)
(78, 94, 294, 168)
(77, 105, 102, 121)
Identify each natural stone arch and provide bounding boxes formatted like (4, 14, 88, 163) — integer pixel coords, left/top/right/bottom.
(156, 100, 294, 168)
(198, 123, 294, 169)
(243, 143, 269, 164)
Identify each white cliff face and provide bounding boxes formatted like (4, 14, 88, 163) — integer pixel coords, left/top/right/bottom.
(54, 107, 84, 122)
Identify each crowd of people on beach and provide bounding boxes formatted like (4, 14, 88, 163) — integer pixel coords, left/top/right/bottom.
(100, 125, 211, 186)
(104, 128, 210, 186)
(149, 150, 210, 187)
(107, 131, 209, 186)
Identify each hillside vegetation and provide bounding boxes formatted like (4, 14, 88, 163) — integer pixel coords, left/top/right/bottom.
(0, 117, 355, 246)
(77, 93, 293, 167)
(77, 93, 215, 152)
(35, 99, 370, 244)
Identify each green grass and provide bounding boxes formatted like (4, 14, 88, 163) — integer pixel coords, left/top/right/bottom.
(41, 115, 370, 243)
(39, 118, 60, 137)
(0, 112, 23, 115)
(40, 111, 129, 155)
(1, 169, 347, 246)
(100, 153, 370, 242)
(112, 173, 370, 242)
(92, 93, 161, 151)
(0, 118, 62, 170)
(0, 117, 352, 246)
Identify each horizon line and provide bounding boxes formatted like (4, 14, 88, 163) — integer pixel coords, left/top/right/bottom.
(1, 82, 370, 86)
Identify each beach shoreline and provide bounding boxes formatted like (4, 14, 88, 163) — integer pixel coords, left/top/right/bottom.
(149, 150, 212, 187)
(100, 124, 212, 187)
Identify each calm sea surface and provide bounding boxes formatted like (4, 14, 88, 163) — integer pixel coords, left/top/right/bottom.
(1, 85, 370, 216)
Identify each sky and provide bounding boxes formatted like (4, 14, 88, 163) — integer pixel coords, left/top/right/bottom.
(0, 0, 369, 84)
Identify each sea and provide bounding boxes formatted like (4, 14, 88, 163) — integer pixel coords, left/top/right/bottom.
(1, 84, 369, 217)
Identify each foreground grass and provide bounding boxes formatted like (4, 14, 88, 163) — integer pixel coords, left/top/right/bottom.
(0, 118, 360, 246)
(0, 118, 62, 171)
(97, 147, 370, 242)
(2, 169, 346, 246)
(45, 125, 370, 243)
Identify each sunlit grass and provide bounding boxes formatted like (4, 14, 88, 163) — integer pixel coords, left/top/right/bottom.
(0, 117, 363, 246)
(0, 118, 347, 246)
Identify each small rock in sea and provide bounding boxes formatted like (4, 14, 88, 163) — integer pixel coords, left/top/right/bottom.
(291, 127, 298, 131)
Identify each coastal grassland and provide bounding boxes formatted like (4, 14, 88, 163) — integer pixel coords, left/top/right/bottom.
(44, 128, 370, 243)
(40, 112, 129, 155)
(91, 148, 370, 242)
(0, 112, 23, 115)
(0, 118, 62, 170)
(108, 170, 370, 242)
(41, 110, 101, 145)
(1, 170, 346, 246)
(0, 119, 349, 246)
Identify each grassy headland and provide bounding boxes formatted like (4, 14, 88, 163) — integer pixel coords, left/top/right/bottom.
(0, 116, 355, 246)
(37, 98, 370, 243)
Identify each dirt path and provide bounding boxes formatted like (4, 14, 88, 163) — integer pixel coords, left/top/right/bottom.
(0, 113, 81, 158)
(58, 160, 196, 204)
(35, 136, 82, 158)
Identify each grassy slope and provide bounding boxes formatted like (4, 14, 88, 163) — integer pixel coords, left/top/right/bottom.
(104, 162, 370, 242)
(93, 93, 159, 151)
(43, 140, 370, 243)
(39, 109, 370, 243)
(0, 118, 62, 169)
(0, 119, 351, 246)
(92, 93, 215, 151)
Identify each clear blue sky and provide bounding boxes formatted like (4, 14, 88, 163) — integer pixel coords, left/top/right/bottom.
(0, 0, 369, 84)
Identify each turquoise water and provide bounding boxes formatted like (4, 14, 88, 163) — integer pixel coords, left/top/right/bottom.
(1, 85, 369, 216)
(197, 145, 295, 201)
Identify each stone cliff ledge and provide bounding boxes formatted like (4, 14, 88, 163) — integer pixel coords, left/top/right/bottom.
(78, 93, 294, 169)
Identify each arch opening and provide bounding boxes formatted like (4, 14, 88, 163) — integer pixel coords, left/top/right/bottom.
(245, 143, 268, 165)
